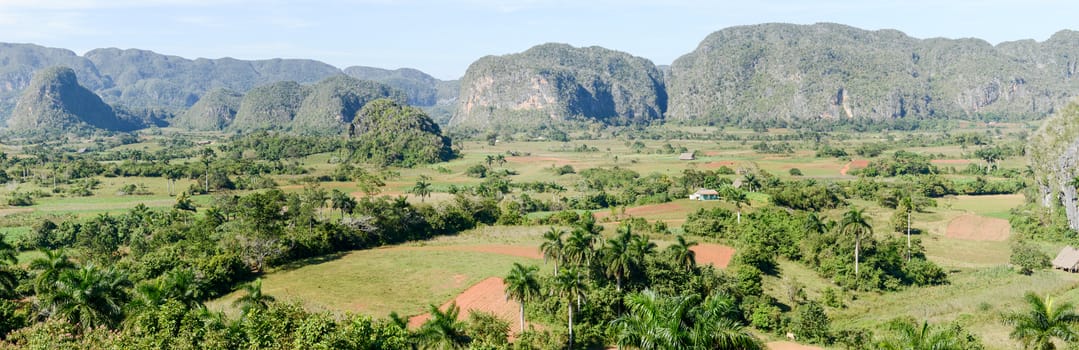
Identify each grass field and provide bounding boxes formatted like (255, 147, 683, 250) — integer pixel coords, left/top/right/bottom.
(1, 125, 1061, 349)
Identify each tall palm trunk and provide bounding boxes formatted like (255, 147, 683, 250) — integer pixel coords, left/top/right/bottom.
(519, 302, 526, 333)
(854, 236, 860, 276)
(568, 302, 574, 350)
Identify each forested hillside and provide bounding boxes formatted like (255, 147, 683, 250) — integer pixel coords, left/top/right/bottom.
(6, 66, 147, 134)
(668, 23, 1079, 124)
(451, 43, 667, 129)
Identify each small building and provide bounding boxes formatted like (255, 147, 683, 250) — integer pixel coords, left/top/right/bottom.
(678, 152, 695, 161)
(689, 188, 719, 201)
(1052, 246, 1079, 272)
(196, 140, 213, 145)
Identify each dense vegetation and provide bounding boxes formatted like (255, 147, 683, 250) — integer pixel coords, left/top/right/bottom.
(452, 43, 667, 129)
(668, 23, 1079, 125)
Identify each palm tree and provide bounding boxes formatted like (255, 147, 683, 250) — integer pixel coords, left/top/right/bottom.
(804, 212, 828, 235)
(539, 227, 565, 274)
(602, 228, 634, 293)
(495, 154, 507, 167)
(613, 290, 762, 350)
(485, 155, 495, 168)
(564, 228, 597, 268)
(417, 302, 471, 349)
(553, 267, 588, 349)
(43, 263, 130, 331)
(876, 319, 963, 350)
(899, 195, 914, 261)
(330, 189, 356, 219)
(667, 235, 698, 270)
(29, 248, 76, 295)
(233, 278, 275, 314)
(723, 186, 750, 224)
(1002, 292, 1079, 350)
(411, 178, 433, 202)
(504, 263, 540, 333)
(840, 207, 873, 277)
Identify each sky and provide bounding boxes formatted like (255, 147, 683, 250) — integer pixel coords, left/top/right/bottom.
(0, 0, 1077, 80)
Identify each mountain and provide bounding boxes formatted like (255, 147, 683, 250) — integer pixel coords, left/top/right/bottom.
(343, 66, 458, 107)
(348, 98, 454, 166)
(84, 48, 343, 110)
(173, 88, 243, 131)
(667, 23, 1079, 124)
(292, 75, 408, 134)
(451, 43, 667, 129)
(227, 76, 406, 134)
(6, 66, 136, 133)
(1029, 99, 1079, 231)
(0, 44, 449, 126)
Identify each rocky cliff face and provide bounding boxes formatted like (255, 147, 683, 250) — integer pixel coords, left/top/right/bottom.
(668, 23, 1079, 123)
(451, 43, 666, 128)
(1030, 100, 1079, 230)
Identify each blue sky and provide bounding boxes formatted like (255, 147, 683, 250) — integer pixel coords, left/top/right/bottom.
(0, 0, 1076, 80)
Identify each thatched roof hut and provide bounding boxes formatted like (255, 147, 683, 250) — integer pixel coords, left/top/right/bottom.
(1052, 246, 1079, 272)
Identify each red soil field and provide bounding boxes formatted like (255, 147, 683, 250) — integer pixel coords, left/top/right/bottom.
(691, 243, 736, 268)
(945, 214, 1011, 241)
(408, 277, 517, 330)
(839, 159, 869, 176)
(593, 202, 684, 220)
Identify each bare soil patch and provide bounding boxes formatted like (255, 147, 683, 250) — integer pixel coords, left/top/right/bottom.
(839, 159, 869, 176)
(594, 202, 684, 220)
(945, 214, 1011, 241)
(691, 243, 735, 268)
(408, 277, 516, 329)
(767, 341, 823, 350)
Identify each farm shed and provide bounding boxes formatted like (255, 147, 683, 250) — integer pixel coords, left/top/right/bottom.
(678, 152, 695, 160)
(689, 188, 719, 201)
(1052, 246, 1079, 272)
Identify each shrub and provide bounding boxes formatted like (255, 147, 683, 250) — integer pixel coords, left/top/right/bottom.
(1010, 241, 1051, 275)
(789, 168, 803, 176)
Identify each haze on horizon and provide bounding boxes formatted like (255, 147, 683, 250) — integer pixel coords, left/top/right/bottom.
(0, 0, 1076, 80)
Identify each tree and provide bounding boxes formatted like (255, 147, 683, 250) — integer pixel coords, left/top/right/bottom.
(28, 248, 75, 296)
(355, 169, 385, 196)
(503, 263, 540, 333)
(613, 290, 762, 350)
(411, 176, 433, 202)
(840, 207, 873, 278)
(564, 228, 597, 269)
(495, 154, 507, 167)
(553, 267, 588, 349)
(876, 319, 965, 350)
(417, 302, 471, 349)
(233, 278, 275, 314)
(602, 227, 635, 292)
(330, 189, 357, 219)
(667, 235, 698, 271)
(42, 263, 130, 332)
(975, 146, 1003, 173)
(723, 186, 750, 224)
(0, 235, 16, 296)
(485, 155, 495, 168)
(539, 227, 565, 274)
(1002, 292, 1079, 350)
